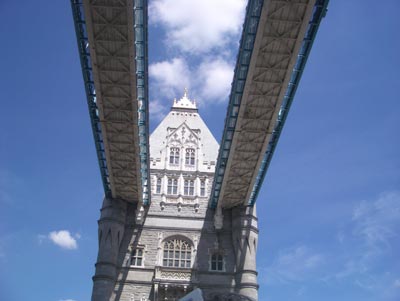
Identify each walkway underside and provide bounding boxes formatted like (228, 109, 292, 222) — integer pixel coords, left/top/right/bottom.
(215, 0, 317, 209)
(78, 0, 149, 204)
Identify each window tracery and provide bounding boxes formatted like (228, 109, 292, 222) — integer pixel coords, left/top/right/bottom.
(163, 239, 192, 268)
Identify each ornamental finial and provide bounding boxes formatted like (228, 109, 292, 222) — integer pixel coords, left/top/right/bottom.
(171, 88, 197, 110)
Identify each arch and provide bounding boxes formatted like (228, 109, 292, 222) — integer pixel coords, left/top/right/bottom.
(162, 235, 193, 268)
(162, 234, 194, 246)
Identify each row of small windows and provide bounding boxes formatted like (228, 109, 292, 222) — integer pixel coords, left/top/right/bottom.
(169, 147, 196, 166)
(130, 239, 224, 271)
(156, 177, 206, 196)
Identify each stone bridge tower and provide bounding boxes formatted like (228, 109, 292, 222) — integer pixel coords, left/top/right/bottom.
(92, 91, 258, 301)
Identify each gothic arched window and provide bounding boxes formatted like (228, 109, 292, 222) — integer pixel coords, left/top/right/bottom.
(163, 239, 192, 268)
(185, 148, 195, 166)
(169, 147, 180, 165)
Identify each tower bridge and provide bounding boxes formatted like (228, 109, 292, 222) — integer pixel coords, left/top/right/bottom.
(71, 0, 328, 300)
(71, 0, 150, 207)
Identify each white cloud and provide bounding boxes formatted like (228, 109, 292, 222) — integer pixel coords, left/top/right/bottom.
(59, 299, 77, 301)
(263, 245, 324, 285)
(150, 57, 234, 108)
(196, 58, 233, 103)
(335, 260, 358, 279)
(37, 234, 47, 244)
(149, 0, 246, 54)
(394, 279, 400, 288)
(326, 191, 400, 294)
(148, 1, 245, 111)
(48, 230, 79, 250)
(354, 275, 378, 291)
(352, 191, 400, 256)
(149, 99, 168, 123)
(149, 57, 190, 99)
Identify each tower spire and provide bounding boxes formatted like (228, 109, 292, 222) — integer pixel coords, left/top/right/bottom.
(171, 89, 197, 110)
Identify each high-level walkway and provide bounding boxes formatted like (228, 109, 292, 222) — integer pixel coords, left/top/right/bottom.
(71, 0, 150, 207)
(71, 1, 327, 300)
(72, 0, 328, 225)
(210, 0, 328, 211)
(72, 0, 327, 211)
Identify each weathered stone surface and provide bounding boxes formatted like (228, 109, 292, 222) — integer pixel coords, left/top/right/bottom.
(92, 93, 258, 301)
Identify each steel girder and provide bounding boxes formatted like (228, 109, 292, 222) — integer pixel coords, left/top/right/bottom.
(71, 0, 150, 205)
(210, 0, 328, 209)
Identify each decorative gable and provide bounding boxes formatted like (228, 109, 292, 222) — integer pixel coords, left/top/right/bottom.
(166, 122, 200, 148)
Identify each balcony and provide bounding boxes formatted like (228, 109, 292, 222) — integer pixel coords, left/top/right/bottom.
(153, 266, 197, 284)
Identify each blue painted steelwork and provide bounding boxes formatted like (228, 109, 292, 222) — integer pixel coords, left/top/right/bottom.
(247, 0, 329, 206)
(209, 0, 264, 209)
(71, 0, 111, 197)
(71, 0, 151, 204)
(134, 0, 151, 206)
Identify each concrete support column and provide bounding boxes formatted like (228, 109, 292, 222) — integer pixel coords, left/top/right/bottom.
(92, 197, 127, 301)
(231, 205, 259, 301)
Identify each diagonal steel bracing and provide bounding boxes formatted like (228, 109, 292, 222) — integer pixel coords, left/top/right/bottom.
(71, 0, 150, 205)
(210, 0, 328, 209)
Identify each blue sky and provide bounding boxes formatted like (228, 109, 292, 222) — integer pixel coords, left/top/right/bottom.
(0, 1, 399, 301)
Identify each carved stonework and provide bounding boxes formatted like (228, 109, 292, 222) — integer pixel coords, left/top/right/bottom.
(160, 270, 191, 281)
(161, 197, 200, 213)
(167, 123, 200, 149)
(154, 266, 194, 283)
(166, 197, 196, 204)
